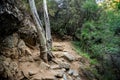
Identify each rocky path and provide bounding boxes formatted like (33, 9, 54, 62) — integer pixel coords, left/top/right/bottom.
(20, 41, 92, 80)
(50, 41, 89, 80)
(51, 41, 83, 80)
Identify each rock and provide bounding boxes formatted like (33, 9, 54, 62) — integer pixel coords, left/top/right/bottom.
(59, 62, 70, 70)
(68, 69, 79, 77)
(67, 75, 73, 80)
(50, 65, 60, 69)
(68, 69, 74, 75)
(53, 52, 64, 58)
(18, 40, 26, 49)
(63, 74, 67, 80)
(73, 70, 79, 77)
(75, 56, 82, 61)
(25, 48, 32, 56)
(63, 52, 75, 62)
(55, 70, 64, 78)
(4, 58, 11, 66)
(53, 58, 65, 64)
(9, 62, 18, 71)
(76, 77, 81, 80)
(39, 62, 50, 70)
(1, 35, 16, 48)
(28, 56, 34, 62)
(28, 70, 38, 76)
(49, 68, 65, 78)
(61, 68, 66, 72)
(57, 69, 66, 78)
(56, 74, 63, 78)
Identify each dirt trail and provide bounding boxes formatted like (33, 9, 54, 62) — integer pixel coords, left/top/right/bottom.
(19, 41, 92, 80)
(51, 41, 89, 80)
(53, 41, 79, 68)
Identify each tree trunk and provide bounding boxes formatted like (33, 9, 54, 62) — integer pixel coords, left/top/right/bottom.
(43, 0, 52, 49)
(28, 0, 53, 62)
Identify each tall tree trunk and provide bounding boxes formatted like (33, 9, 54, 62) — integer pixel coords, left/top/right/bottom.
(28, 0, 53, 62)
(43, 0, 52, 49)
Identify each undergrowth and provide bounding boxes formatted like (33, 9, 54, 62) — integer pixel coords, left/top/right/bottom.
(72, 41, 101, 79)
(72, 41, 98, 65)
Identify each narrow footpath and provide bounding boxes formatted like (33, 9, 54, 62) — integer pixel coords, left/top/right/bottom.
(20, 40, 94, 80)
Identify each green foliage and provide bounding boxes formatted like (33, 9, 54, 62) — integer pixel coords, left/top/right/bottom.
(82, 0, 98, 11)
(74, 1, 120, 79)
(74, 7, 120, 57)
(82, 0, 99, 15)
(72, 41, 98, 65)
